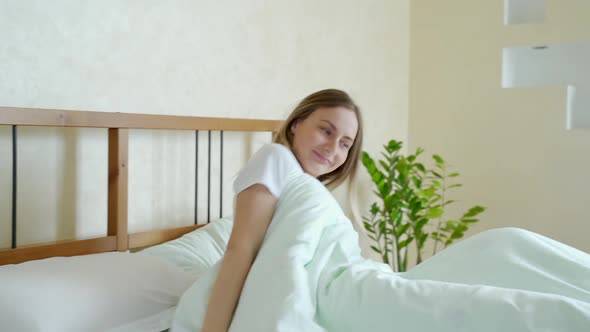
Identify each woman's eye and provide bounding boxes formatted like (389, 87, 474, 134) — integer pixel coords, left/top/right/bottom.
(320, 128, 330, 135)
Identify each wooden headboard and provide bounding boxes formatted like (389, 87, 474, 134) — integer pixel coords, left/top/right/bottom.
(0, 106, 282, 265)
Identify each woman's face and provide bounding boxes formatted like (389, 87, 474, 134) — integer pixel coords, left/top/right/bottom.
(290, 106, 359, 177)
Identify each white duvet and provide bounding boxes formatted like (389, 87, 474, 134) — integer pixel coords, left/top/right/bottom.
(172, 173, 590, 331)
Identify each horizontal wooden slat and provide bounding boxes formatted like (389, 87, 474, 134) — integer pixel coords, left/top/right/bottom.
(0, 106, 283, 131)
(128, 224, 205, 249)
(0, 236, 117, 265)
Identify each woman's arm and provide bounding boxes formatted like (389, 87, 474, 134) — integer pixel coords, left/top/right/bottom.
(201, 184, 278, 332)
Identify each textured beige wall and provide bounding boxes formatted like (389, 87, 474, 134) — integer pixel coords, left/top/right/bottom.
(409, 0, 590, 253)
(0, 0, 409, 256)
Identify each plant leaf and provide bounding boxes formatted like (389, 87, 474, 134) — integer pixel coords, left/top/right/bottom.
(363, 223, 375, 234)
(443, 199, 457, 206)
(414, 218, 429, 233)
(432, 154, 444, 164)
(463, 206, 486, 218)
(451, 230, 464, 239)
(386, 140, 402, 153)
(427, 207, 444, 219)
(418, 233, 428, 247)
(415, 163, 426, 173)
(398, 237, 414, 249)
(396, 223, 411, 237)
(370, 203, 380, 215)
(371, 245, 382, 254)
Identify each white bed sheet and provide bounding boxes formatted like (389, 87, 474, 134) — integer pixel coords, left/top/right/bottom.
(106, 307, 176, 332)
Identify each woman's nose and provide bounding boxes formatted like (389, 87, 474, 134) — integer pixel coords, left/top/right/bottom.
(322, 138, 338, 154)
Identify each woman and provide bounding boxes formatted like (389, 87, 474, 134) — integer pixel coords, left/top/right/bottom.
(201, 89, 364, 331)
(197, 89, 590, 332)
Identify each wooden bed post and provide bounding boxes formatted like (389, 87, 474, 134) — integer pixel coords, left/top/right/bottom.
(108, 128, 129, 251)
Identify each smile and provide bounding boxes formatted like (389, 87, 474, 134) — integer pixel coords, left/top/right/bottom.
(312, 150, 331, 165)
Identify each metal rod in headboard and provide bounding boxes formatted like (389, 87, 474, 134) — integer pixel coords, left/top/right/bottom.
(220, 131, 224, 219)
(207, 130, 211, 223)
(198, 130, 224, 224)
(195, 130, 199, 225)
(11, 126, 17, 249)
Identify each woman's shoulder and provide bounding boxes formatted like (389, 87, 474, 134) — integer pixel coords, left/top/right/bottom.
(251, 143, 301, 170)
(255, 143, 293, 158)
(233, 143, 302, 198)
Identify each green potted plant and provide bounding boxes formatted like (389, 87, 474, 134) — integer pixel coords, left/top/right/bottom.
(361, 140, 485, 272)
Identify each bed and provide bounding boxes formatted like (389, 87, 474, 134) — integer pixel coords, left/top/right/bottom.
(2, 107, 590, 332)
(0, 106, 281, 331)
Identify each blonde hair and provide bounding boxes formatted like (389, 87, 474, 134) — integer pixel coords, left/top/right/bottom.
(274, 89, 364, 189)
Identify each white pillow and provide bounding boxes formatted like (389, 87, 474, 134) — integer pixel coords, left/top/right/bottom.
(0, 252, 195, 332)
(139, 216, 233, 277)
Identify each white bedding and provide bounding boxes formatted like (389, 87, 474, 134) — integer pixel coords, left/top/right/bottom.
(0, 252, 193, 332)
(106, 307, 175, 332)
(0, 212, 238, 332)
(171, 172, 590, 331)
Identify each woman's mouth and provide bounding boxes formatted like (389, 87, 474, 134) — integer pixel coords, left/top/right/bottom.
(312, 150, 330, 165)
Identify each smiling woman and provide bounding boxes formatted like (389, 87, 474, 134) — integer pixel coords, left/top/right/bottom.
(200, 89, 365, 332)
(289, 107, 358, 178)
(274, 89, 364, 189)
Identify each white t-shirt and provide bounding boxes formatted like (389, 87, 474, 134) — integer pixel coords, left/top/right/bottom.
(233, 143, 303, 199)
